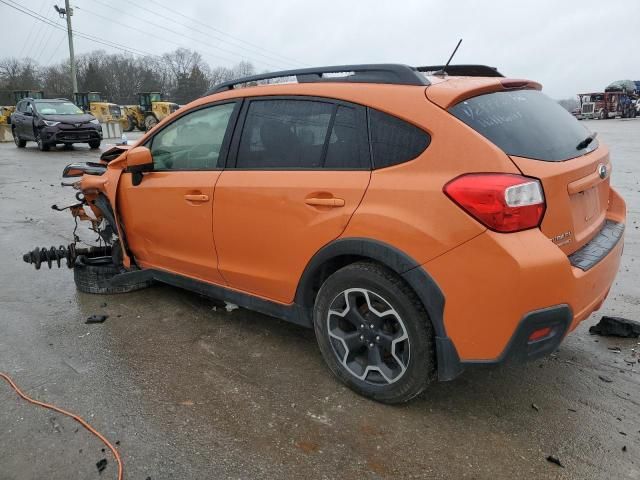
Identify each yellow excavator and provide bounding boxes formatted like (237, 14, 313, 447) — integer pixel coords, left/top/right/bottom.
(74, 92, 123, 123)
(122, 92, 179, 132)
(0, 90, 44, 124)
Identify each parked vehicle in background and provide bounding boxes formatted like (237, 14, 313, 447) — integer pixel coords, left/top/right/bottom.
(122, 92, 179, 132)
(25, 64, 626, 403)
(579, 92, 637, 119)
(74, 91, 122, 123)
(11, 98, 102, 151)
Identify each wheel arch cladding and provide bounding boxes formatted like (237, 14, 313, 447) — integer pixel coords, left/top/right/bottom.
(295, 237, 463, 381)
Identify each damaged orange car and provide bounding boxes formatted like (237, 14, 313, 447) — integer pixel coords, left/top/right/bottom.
(24, 64, 626, 403)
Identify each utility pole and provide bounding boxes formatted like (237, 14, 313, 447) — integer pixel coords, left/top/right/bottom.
(54, 1, 77, 93)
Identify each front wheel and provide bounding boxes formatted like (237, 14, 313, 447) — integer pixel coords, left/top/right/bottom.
(124, 116, 135, 132)
(313, 261, 436, 404)
(74, 257, 152, 294)
(36, 132, 50, 151)
(13, 128, 26, 148)
(89, 140, 101, 149)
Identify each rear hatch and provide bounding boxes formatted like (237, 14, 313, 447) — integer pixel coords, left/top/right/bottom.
(447, 87, 608, 255)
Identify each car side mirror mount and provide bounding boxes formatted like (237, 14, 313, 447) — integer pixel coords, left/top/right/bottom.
(125, 146, 154, 185)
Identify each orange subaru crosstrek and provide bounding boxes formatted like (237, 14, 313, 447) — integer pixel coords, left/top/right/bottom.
(24, 64, 626, 403)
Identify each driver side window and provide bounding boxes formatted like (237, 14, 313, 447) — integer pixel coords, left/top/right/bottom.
(150, 102, 236, 170)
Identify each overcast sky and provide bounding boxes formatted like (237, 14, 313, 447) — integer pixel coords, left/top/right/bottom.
(3, 0, 640, 99)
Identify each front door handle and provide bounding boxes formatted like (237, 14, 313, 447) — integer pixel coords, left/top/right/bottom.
(305, 197, 345, 207)
(184, 194, 209, 202)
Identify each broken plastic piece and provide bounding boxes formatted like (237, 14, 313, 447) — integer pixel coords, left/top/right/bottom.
(590, 316, 640, 338)
(96, 458, 107, 473)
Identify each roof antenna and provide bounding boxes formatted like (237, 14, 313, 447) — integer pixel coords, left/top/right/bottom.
(434, 38, 462, 77)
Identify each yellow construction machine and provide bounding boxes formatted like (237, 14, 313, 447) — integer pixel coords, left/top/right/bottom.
(74, 92, 123, 123)
(122, 92, 179, 132)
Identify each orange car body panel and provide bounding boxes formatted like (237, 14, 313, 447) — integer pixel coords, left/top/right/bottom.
(76, 76, 626, 366)
(213, 170, 370, 302)
(117, 171, 225, 284)
(425, 187, 625, 360)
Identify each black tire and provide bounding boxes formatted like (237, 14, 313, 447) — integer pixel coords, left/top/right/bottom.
(313, 261, 436, 404)
(63, 143, 73, 150)
(36, 131, 50, 151)
(13, 128, 26, 148)
(599, 109, 607, 120)
(124, 116, 135, 132)
(74, 257, 152, 294)
(89, 140, 101, 149)
(144, 114, 158, 131)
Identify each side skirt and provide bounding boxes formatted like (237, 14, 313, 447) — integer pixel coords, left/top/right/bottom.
(109, 268, 310, 328)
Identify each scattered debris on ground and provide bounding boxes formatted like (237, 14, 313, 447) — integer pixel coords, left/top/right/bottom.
(598, 375, 614, 383)
(546, 455, 564, 467)
(590, 316, 640, 338)
(224, 302, 239, 312)
(531, 403, 540, 411)
(96, 458, 107, 473)
(85, 314, 108, 324)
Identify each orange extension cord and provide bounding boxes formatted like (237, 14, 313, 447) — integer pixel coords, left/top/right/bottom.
(0, 372, 123, 480)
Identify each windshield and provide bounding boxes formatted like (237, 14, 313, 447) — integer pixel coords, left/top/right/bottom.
(88, 93, 101, 102)
(449, 89, 598, 161)
(149, 93, 162, 102)
(35, 102, 84, 115)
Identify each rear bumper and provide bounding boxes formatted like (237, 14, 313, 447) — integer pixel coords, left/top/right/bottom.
(425, 187, 626, 372)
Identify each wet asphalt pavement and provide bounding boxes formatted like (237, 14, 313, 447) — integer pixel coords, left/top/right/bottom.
(0, 120, 639, 479)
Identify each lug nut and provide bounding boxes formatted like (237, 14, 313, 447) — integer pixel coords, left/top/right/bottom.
(375, 336, 380, 342)
(360, 335, 364, 341)
(360, 324, 364, 329)
(369, 343, 374, 348)
(369, 324, 374, 329)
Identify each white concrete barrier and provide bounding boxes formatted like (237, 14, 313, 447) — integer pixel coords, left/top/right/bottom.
(0, 124, 12, 142)
(100, 121, 123, 139)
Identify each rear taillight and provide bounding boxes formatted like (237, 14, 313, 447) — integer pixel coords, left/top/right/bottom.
(444, 174, 546, 233)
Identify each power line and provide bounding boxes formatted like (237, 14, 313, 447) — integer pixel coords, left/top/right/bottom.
(22, 0, 49, 59)
(76, 4, 251, 68)
(18, 0, 47, 58)
(1, 0, 159, 59)
(154, 0, 306, 67)
(91, 0, 290, 70)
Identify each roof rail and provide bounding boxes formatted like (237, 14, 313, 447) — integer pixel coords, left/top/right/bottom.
(205, 64, 429, 95)
(418, 64, 503, 77)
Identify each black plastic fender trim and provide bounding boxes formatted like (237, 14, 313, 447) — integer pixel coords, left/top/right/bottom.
(295, 238, 463, 380)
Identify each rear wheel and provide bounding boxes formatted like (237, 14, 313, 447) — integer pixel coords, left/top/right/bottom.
(144, 114, 158, 131)
(36, 132, 50, 151)
(13, 128, 26, 148)
(599, 109, 607, 120)
(74, 256, 152, 294)
(89, 140, 101, 149)
(314, 261, 436, 404)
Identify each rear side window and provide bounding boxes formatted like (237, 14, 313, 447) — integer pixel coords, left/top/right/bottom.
(368, 109, 431, 169)
(235, 99, 370, 169)
(449, 89, 598, 161)
(237, 100, 333, 169)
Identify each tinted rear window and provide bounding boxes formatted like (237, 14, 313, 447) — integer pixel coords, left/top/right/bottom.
(449, 90, 598, 161)
(368, 109, 431, 169)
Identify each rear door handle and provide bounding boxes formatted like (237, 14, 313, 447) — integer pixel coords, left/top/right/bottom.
(184, 194, 209, 202)
(305, 197, 345, 207)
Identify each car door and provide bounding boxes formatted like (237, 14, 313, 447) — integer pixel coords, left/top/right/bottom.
(13, 101, 29, 138)
(117, 100, 240, 284)
(213, 97, 371, 303)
